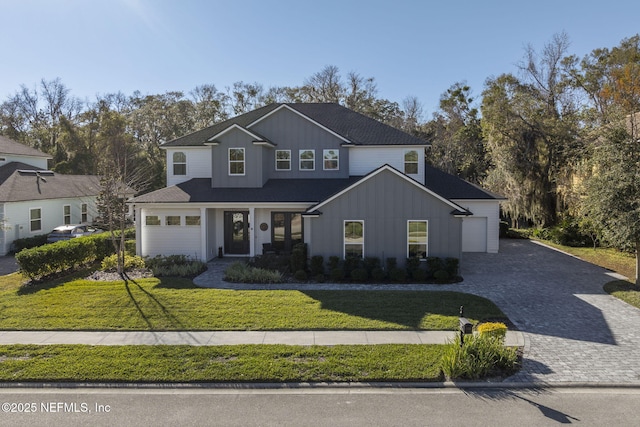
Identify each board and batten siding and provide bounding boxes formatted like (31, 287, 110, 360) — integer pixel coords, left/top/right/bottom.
(140, 208, 203, 260)
(210, 129, 265, 188)
(348, 146, 425, 184)
(251, 106, 349, 180)
(166, 147, 212, 187)
(307, 169, 462, 265)
(452, 199, 500, 253)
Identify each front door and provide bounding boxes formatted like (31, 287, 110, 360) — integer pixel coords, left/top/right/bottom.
(224, 211, 250, 255)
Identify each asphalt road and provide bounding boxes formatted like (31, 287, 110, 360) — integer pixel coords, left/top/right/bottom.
(0, 386, 638, 426)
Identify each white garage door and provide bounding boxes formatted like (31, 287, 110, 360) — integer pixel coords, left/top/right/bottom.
(462, 217, 487, 252)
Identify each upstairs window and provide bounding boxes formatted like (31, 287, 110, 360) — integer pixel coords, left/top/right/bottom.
(173, 152, 186, 175)
(229, 148, 245, 175)
(275, 150, 291, 171)
(404, 150, 419, 174)
(323, 149, 339, 170)
(63, 205, 71, 225)
(299, 149, 315, 171)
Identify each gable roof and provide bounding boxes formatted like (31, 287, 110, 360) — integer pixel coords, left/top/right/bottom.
(162, 103, 428, 148)
(307, 164, 468, 214)
(0, 162, 101, 202)
(0, 135, 51, 159)
(424, 165, 505, 200)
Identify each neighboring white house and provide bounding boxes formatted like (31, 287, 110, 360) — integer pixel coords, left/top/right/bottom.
(131, 103, 504, 265)
(0, 135, 102, 255)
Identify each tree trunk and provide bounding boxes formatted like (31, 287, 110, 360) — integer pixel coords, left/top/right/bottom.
(636, 239, 640, 288)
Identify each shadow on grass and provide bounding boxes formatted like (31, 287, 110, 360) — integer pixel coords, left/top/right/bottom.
(302, 290, 507, 329)
(124, 277, 186, 329)
(16, 267, 95, 295)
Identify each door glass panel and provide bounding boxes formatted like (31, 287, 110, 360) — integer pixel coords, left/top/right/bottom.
(232, 213, 245, 243)
(273, 213, 285, 251)
(291, 213, 302, 246)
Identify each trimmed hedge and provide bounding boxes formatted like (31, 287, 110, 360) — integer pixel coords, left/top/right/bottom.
(11, 234, 49, 253)
(16, 228, 136, 280)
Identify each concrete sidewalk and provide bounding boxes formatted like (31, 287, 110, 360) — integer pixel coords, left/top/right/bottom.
(0, 330, 524, 347)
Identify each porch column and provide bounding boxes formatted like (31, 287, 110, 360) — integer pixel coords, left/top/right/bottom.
(249, 207, 255, 257)
(200, 207, 207, 262)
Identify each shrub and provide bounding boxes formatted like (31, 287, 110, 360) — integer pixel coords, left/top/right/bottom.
(251, 254, 291, 273)
(363, 257, 381, 274)
(343, 256, 362, 275)
(11, 234, 48, 253)
(290, 243, 308, 273)
(101, 254, 146, 271)
(426, 257, 443, 275)
(144, 255, 206, 277)
(313, 274, 326, 283)
(329, 268, 345, 282)
(371, 267, 386, 282)
(385, 257, 397, 272)
(433, 269, 450, 282)
(310, 255, 325, 276)
(16, 238, 97, 280)
(441, 334, 518, 380)
(327, 256, 341, 270)
(294, 269, 308, 281)
(445, 258, 459, 277)
(125, 239, 136, 256)
(224, 262, 283, 283)
(476, 322, 508, 341)
(388, 267, 406, 282)
(411, 268, 428, 282)
(350, 267, 369, 282)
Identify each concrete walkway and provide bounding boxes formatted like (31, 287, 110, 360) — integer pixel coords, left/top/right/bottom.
(0, 330, 524, 347)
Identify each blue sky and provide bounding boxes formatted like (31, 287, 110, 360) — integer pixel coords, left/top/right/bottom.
(2, 0, 639, 116)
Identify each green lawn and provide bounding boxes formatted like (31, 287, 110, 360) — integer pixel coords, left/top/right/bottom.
(0, 344, 445, 383)
(0, 273, 505, 330)
(604, 280, 640, 309)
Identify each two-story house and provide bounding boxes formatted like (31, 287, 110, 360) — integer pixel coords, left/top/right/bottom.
(0, 135, 101, 255)
(131, 103, 503, 265)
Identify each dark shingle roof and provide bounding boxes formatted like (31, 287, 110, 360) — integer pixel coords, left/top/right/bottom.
(162, 103, 428, 147)
(131, 177, 363, 204)
(0, 135, 51, 158)
(0, 162, 101, 202)
(424, 165, 504, 200)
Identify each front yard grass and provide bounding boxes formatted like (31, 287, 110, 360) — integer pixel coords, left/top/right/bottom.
(0, 273, 505, 331)
(0, 344, 445, 383)
(603, 280, 640, 309)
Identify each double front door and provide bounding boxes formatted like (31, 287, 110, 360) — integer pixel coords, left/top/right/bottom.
(224, 211, 249, 255)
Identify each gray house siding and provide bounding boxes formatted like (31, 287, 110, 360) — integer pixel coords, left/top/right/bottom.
(251, 107, 349, 179)
(210, 128, 264, 188)
(307, 169, 462, 265)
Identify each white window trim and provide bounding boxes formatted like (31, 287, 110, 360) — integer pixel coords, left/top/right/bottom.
(299, 149, 315, 171)
(323, 149, 339, 171)
(404, 149, 419, 175)
(30, 207, 42, 232)
(343, 220, 364, 259)
(228, 147, 246, 176)
(407, 220, 428, 259)
(275, 149, 291, 171)
(172, 151, 187, 176)
(63, 204, 71, 225)
(81, 203, 88, 223)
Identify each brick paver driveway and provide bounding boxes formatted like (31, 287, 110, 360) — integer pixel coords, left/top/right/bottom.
(459, 239, 640, 384)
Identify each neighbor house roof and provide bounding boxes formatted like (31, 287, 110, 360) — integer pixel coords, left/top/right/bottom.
(424, 165, 505, 200)
(0, 135, 51, 159)
(162, 103, 428, 148)
(0, 162, 101, 202)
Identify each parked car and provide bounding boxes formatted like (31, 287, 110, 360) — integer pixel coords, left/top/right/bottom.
(47, 224, 103, 243)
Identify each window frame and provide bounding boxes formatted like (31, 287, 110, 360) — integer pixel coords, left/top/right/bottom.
(343, 220, 364, 259)
(145, 215, 161, 226)
(323, 149, 339, 171)
(30, 208, 42, 232)
(299, 149, 315, 171)
(63, 204, 71, 225)
(404, 149, 419, 175)
(228, 148, 246, 176)
(166, 215, 181, 226)
(275, 150, 291, 171)
(81, 203, 88, 223)
(173, 151, 187, 176)
(407, 220, 428, 260)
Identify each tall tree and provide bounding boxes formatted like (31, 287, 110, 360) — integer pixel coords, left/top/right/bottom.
(482, 33, 580, 226)
(425, 83, 487, 183)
